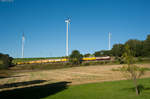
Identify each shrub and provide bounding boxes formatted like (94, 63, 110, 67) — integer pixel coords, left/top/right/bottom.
(0, 53, 13, 69)
(82, 62, 90, 66)
(69, 50, 83, 65)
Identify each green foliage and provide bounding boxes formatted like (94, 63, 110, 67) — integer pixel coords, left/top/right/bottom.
(93, 51, 102, 57)
(115, 57, 124, 64)
(111, 44, 124, 57)
(137, 58, 150, 64)
(121, 45, 135, 65)
(137, 57, 143, 62)
(69, 50, 83, 65)
(81, 60, 111, 66)
(0, 53, 13, 69)
(143, 35, 150, 56)
(125, 39, 143, 57)
(120, 45, 146, 95)
(83, 53, 91, 57)
(93, 50, 111, 57)
(82, 62, 90, 66)
(109, 34, 150, 58)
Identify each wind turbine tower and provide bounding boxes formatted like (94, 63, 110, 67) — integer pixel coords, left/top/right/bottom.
(22, 33, 25, 58)
(108, 32, 111, 50)
(65, 18, 70, 56)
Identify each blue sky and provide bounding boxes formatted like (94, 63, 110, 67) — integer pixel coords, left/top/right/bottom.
(0, 0, 150, 58)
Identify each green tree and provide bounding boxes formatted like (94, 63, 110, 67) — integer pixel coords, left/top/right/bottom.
(111, 44, 124, 57)
(125, 39, 143, 57)
(120, 45, 146, 95)
(69, 50, 83, 65)
(100, 50, 111, 56)
(84, 53, 91, 57)
(93, 51, 102, 57)
(143, 35, 150, 56)
(94, 50, 111, 57)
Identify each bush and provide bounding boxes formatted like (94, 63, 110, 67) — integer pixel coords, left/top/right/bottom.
(82, 61, 111, 66)
(137, 57, 143, 62)
(69, 50, 83, 65)
(82, 62, 90, 66)
(0, 53, 13, 69)
(115, 57, 124, 64)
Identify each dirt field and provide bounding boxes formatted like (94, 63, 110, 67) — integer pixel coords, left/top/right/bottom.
(0, 64, 150, 91)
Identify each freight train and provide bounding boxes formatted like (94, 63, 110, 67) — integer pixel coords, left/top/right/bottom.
(17, 56, 111, 65)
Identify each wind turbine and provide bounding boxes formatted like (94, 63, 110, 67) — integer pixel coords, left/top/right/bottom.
(65, 18, 71, 56)
(22, 32, 25, 58)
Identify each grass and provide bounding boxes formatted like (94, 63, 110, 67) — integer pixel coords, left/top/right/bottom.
(136, 58, 150, 64)
(1, 78, 150, 99)
(112, 67, 150, 71)
(44, 78, 150, 99)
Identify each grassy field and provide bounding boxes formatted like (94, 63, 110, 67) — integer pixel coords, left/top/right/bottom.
(0, 78, 150, 99)
(0, 64, 150, 98)
(45, 78, 150, 99)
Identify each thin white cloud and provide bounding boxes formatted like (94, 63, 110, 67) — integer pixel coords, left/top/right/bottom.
(0, 0, 14, 2)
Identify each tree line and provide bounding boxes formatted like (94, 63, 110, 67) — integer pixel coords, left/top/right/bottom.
(93, 34, 150, 57)
(61, 34, 150, 66)
(0, 34, 149, 69)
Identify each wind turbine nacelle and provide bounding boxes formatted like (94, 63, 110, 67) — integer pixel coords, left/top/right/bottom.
(65, 19, 70, 23)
